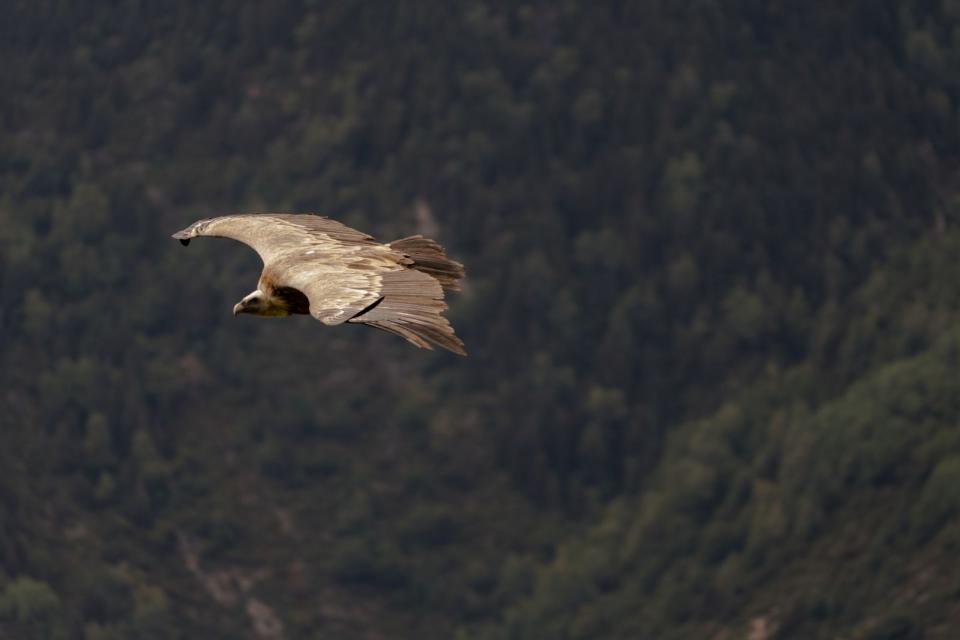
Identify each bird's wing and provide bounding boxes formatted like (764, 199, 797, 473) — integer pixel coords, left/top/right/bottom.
(172, 213, 403, 325)
(346, 267, 466, 355)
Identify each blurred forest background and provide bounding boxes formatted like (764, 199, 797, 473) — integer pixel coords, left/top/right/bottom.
(2, 1, 960, 638)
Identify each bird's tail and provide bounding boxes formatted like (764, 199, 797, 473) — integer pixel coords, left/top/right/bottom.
(389, 235, 464, 292)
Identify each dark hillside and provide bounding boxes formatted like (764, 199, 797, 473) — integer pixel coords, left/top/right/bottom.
(1, 2, 959, 638)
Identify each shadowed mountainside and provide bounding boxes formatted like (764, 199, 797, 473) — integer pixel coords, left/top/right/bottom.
(1, 2, 959, 638)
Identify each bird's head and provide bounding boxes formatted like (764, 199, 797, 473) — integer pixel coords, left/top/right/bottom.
(233, 290, 266, 316)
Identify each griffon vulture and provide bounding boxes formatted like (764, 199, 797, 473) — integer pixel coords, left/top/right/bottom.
(172, 214, 466, 355)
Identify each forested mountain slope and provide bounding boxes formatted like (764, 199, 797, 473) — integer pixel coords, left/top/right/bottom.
(0, 2, 958, 638)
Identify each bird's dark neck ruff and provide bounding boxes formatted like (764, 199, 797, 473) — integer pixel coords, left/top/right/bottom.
(272, 286, 310, 315)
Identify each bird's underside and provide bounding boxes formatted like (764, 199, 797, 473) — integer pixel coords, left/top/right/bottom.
(171, 213, 466, 355)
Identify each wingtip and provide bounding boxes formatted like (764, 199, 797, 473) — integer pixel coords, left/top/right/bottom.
(171, 229, 192, 245)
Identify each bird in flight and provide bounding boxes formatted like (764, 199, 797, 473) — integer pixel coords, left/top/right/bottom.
(172, 213, 466, 355)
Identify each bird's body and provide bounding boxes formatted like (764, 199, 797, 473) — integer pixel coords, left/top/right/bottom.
(172, 213, 466, 354)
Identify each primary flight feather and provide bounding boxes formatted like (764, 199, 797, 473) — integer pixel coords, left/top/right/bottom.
(171, 213, 466, 355)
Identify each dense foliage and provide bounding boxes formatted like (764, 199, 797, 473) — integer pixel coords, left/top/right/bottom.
(1, 1, 959, 638)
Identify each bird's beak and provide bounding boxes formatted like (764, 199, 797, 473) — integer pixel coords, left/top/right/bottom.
(233, 303, 242, 316)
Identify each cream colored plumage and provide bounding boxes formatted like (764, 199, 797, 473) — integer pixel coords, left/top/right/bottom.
(172, 213, 466, 355)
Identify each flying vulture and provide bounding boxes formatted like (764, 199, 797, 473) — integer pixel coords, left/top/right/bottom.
(171, 214, 466, 355)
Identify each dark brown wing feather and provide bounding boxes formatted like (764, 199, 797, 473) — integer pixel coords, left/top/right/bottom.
(348, 269, 466, 355)
(388, 235, 464, 292)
